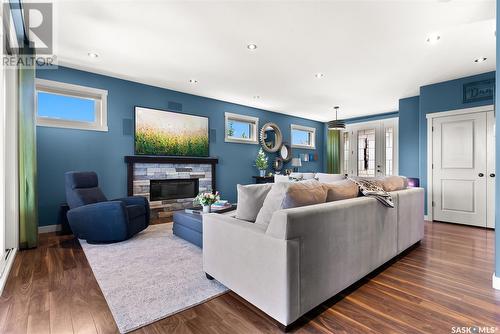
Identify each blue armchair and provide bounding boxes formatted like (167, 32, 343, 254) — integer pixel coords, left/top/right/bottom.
(65, 171, 150, 244)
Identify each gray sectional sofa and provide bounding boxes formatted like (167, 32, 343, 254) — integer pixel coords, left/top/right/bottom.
(202, 186, 424, 328)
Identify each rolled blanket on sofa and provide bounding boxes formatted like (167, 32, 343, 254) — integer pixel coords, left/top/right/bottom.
(348, 177, 394, 208)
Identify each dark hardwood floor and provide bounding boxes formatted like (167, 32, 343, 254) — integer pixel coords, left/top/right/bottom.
(0, 221, 498, 333)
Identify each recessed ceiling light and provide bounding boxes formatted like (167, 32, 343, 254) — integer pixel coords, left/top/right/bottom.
(88, 52, 99, 58)
(426, 34, 441, 44)
(474, 57, 487, 63)
(253, 95, 260, 99)
(315, 73, 325, 79)
(188, 79, 198, 84)
(247, 44, 257, 50)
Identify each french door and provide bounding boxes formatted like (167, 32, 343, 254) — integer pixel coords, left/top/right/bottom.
(431, 110, 495, 228)
(342, 118, 398, 177)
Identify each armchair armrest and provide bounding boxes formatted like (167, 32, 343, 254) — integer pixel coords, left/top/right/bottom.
(67, 201, 128, 242)
(113, 196, 150, 223)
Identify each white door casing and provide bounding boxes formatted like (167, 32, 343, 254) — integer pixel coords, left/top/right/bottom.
(486, 111, 495, 228)
(428, 106, 495, 228)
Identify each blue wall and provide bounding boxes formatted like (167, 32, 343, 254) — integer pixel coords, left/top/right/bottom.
(345, 111, 399, 124)
(418, 71, 495, 213)
(398, 96, 420, 178)
(36, 66, 324, 226)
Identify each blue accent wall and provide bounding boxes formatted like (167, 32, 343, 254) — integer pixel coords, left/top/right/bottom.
(495, 0, 499, 278)
(345, 111, 399, 124)
(36, 66, 324, 227)
(419, 71, 495, 213)
(398, 96, 420, 178)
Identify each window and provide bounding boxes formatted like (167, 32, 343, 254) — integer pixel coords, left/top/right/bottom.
(224, 112, 258, 144)
(385, 127, 394, 175)
(291, 124, 316, 149)
(35, 79, 108, 131)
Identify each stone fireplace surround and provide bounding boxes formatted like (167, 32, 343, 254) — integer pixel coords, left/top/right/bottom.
(125, 156, 218, 221)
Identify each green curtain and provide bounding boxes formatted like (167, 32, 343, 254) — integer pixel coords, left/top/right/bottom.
(326, 130, 341, 174)
(18, 63, 38, 249)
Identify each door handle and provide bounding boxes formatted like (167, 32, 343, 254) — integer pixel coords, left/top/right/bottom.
(490, 173, 495, 178)
(478, 173, 484, 177)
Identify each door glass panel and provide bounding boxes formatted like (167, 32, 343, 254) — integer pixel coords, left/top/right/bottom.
(385, 127, 393, 175)
(358, 129, 376, 177)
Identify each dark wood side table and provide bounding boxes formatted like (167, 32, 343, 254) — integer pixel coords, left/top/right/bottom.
(252, 176, 275, 184)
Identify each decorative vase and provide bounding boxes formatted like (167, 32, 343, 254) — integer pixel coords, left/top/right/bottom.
(202, 205, 211, 214)
(259, 169, 266, 177)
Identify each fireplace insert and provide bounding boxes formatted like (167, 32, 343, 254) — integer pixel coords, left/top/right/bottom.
(149, 178, 199, 201)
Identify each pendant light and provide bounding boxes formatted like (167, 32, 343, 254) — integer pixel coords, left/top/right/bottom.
(328, 106, 345, 130)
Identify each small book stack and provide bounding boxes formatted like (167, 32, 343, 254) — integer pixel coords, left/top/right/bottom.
(211, 200, 231, 210)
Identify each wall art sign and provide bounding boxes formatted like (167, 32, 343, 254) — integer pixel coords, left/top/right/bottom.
(463, 79, 495, 104)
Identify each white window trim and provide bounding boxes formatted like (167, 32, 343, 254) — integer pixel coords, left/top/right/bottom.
(224, 112, 259, 144)
(35, 78, 108, 132)
(290, 124, 316, 149)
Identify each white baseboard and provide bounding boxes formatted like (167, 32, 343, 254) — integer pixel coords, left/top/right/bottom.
(424, 215, 431, 221)
(38, 224, 61, 234)
(493, 273, 500, 290)
(0, 248, 17, 295)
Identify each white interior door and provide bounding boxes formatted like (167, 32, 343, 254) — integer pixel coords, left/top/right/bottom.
(432, 112, 489, 227)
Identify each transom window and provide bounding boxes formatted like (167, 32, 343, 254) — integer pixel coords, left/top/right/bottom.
(224, 112, 259, 144)
(291, 124, 316, 149)
(35, 79, 108, 131)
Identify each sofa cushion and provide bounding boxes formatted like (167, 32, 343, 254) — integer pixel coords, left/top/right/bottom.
(323, 179, 359, 202)
(274, 175, 291, 183)
(316, 173, 345, 183)
(255, 179, 327, 227)
(236, 183, 273, 222)
(301, 173, 316, 180)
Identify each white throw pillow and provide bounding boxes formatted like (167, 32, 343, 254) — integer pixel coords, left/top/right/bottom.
(235, 183, 273, 222)
(302, 172, 316, 180)
(316, 173, 345, 183)
(274, 175, 291, 183)
(255, 179, 327, 227)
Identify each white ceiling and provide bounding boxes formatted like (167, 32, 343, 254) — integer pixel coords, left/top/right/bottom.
(52, 0, 496, 122)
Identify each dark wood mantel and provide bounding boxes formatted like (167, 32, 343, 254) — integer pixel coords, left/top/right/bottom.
(124, 155, 219, 196)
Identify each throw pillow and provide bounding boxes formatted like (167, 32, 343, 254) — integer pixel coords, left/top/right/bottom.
(379, 176, 408, 192)
(236, 183, 273, 222)
(323, 179, 359, 202)
(255, 179, 327, 227)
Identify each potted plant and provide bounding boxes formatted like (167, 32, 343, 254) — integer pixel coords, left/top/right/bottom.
(255, 148, 268, 177)
(194, 191, 220, 213)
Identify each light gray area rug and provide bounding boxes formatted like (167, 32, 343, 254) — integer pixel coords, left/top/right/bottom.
(80, 224, 227, 333)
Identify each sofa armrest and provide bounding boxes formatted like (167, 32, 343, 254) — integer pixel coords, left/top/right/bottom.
(67, 201, 128, 241)
(114, 196, 150, 222)
(202, 213, 300, 325)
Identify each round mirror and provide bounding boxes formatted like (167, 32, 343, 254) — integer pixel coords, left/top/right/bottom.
(280, 143, 292, 162)
(273, 157, 283, 171)
(259, 122, 283, 153)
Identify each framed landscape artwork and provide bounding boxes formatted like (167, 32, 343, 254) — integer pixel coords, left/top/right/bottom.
(135, 106, 209, 157)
